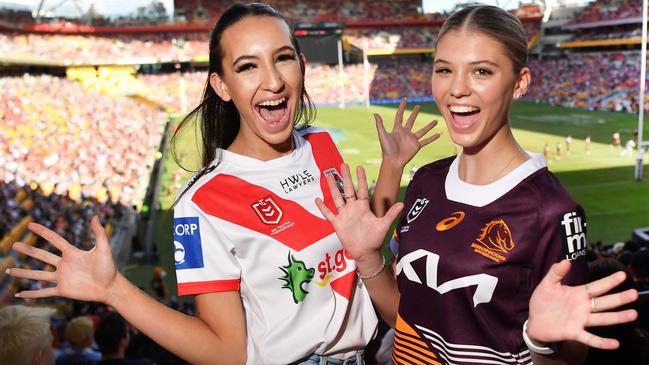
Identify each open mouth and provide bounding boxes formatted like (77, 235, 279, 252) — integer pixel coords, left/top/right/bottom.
(449, 104, 480, 128)
(256, 96, 289, 125)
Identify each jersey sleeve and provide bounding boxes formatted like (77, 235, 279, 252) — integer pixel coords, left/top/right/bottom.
(173, 194, 241, 296)
(537, 198, 589, 287)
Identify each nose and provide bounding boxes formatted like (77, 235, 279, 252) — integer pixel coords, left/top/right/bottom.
(450, 73, 470, 98)
(262, 64, 285, 93)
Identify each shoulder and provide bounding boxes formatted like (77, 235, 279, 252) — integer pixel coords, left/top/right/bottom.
(524, 168, 581, 217)
(296, 124, 330, 138)
(412, 156, 455, 181)
(175, 164, 221, 210)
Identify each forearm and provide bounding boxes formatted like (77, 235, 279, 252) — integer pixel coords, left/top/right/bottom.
(106, 274, 246, 365)
(529, 341, 587, 365)
(371, 160, 404, 217)
(356, 251, 400, 326)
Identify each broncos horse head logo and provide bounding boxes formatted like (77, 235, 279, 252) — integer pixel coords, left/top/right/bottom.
(279, 253, 315, 304)
(475, 219, 515, 254)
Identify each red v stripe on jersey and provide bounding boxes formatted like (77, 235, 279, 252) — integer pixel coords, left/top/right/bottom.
(303, 131, 344, 214)
(193, 174, 333, 251)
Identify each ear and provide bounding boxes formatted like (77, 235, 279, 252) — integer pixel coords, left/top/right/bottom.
(513, 67, 531, 100)
(209, 72, 231, 102)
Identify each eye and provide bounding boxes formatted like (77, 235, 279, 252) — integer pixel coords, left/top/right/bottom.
(474, 68, 493, 76)
(434, 67, 451, 75)
(236, 63, 256, 72)
(277, 53, 296, 62)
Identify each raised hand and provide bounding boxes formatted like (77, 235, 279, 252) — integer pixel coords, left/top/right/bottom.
(7, 216, 118, 303)
(375, 97, 440, 168)
(315, 163, 403, 263)
(527, 260, 638, 350)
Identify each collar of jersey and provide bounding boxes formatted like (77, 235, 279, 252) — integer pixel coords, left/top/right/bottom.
(217, 132, 305, 170)
(445, 151, 547, 207)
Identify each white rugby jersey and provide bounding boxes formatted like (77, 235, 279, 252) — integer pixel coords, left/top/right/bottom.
(173, 126, 378, 364)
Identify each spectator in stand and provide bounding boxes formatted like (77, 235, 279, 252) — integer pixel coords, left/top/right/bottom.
(94, 312, 156, 365)
(56, 316, 101, 365)
(585, 258, 649, 365)
(0, 304, 56, 365)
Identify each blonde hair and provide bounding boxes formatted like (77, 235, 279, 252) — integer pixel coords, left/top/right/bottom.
(0, 305, 55, 365)
(65, 315, 95, 347)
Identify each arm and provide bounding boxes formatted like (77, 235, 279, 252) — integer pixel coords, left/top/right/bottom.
(371, 98, 439, 217)
(316, 163, 402, 326)
(8, 217, 247, 365)
(525, 260, 638, 365)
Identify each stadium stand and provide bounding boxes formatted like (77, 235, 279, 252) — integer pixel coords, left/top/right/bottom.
(1, 2, 648, 363)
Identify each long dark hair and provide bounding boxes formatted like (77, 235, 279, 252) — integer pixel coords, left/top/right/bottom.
(171, 2, 316, 174)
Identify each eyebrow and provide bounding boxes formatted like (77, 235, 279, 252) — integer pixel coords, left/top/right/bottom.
(232, 45, 296, 66)
(434, 59, 500, 68)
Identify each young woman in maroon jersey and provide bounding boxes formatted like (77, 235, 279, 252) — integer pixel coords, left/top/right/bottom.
(5, 3, 438, 365)
(316, 5, 639, 365)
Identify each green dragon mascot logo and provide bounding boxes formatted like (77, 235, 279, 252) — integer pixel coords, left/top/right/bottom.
(279, 252, 315, 304)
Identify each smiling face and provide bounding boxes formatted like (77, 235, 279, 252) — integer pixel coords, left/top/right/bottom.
(210, 15, 305, 159)
(431, 28, 529, 153)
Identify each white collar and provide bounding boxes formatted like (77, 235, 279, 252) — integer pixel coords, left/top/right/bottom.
(445, 152, 547, 207)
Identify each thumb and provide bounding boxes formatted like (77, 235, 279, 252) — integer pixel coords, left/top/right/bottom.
(382, 203, 404, 226)
(90, 216, 111, 252)
(542, 260, 571, 286)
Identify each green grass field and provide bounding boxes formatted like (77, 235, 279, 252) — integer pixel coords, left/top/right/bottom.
(127, 102, 648, 295)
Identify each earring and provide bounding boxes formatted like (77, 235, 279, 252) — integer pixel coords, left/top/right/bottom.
(514, 92, 521, 99)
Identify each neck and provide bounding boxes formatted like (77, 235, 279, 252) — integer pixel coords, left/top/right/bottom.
(458, 126, 529, 185)
(228, 134, 294, 161)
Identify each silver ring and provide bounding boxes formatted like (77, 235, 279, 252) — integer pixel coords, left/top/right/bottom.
(585, 284, 592, 298)
(591, 297, 598, 313)
(357, 196, 369, 200)
(343, 194, 356, 199)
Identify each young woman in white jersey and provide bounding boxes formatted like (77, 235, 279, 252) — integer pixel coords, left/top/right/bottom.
(316, 5, 639, 365)
(6, 3, 439, 365)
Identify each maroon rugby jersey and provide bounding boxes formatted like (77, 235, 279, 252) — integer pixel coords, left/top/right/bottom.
(392, 153, 588, 365)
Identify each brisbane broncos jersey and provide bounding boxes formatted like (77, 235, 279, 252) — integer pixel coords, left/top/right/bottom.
(392, 153, 588, 365)
(172, 127, 377, 364)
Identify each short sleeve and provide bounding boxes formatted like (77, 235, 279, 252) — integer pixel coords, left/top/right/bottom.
(173, 195, 241, 296)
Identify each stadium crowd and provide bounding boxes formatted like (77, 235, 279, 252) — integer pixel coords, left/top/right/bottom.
(175, 0, 426, 23)
(571, 0, 641, 23)
(526, 51, 647, 113)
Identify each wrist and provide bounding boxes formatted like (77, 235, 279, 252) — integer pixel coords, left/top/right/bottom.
(105, 273, 128, 308)
(379, 157, 406, 174)
(355, 251, 385, 276)
(523, 319, 559, 355)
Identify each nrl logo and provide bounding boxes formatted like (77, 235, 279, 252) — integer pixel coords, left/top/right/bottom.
(406, 198, 429, 223)
(252, 197, 283, 224)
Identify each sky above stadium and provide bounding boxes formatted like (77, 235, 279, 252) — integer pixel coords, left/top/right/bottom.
(3, 0, 592, 17)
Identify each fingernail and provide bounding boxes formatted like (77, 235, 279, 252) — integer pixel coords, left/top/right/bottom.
(14, 293, 21, 298)
(4, 269, 9, 275)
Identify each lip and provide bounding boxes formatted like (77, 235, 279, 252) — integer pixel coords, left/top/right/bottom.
(254, 94, 292, 133)
(446, 103, 481, 131)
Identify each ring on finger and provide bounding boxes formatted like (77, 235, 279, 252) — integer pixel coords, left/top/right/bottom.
(343, 194, 356, 199)
(357, 196, 369, 200)
(591, 297, 598, 313)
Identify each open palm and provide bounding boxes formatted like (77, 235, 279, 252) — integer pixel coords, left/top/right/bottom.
(527, 260, 639, 349)
(315, 163, 402, 262)
(8, 216, 117, 303)
(375, 97, 440, 167)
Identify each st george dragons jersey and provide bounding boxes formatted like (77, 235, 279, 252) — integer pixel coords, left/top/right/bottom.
(392, 153, 588, 365)
(172, 126, 377, 365)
